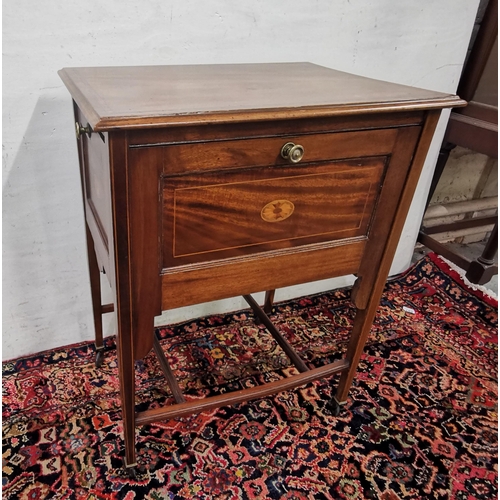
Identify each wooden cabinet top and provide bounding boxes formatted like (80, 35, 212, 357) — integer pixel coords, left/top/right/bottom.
(59, 62, 465, 131)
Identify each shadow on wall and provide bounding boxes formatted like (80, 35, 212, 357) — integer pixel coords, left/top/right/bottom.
(2, 89, 357, 359)
(2, 93, 114, 360)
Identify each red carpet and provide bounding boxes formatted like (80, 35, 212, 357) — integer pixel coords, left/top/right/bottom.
(2, 254, 497, 499)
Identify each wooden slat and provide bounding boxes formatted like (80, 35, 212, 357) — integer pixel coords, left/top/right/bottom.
(263, 290, 276, 314)
(423, 215, 497, 235)
(445, 111, 498, 158)
(243, 294, 309, 373)
(101, 303, 114, 314)
(153, 336, 185, 404)
(135, 359, 350, 426)
(418, 231, 470, 270)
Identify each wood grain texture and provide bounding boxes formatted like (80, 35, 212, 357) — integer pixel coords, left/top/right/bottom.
(160, 128, 397, 175)
(74, 102, 113, 364)
(62, 63, 461, 469)
(83, 132, 111, 252)
(107, 131, 137, 468)
(76, 106, 112, 275)
(128, 111, 425, 147)
(351, 126, 421, 309)
(127, 144, 163, 360)
(163, 159, 385, 266)
(59, 63, 465, 131)
(161, 239, 366, 310)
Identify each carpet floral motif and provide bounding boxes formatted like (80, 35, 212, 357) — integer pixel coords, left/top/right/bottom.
(2, 254, 497, 499)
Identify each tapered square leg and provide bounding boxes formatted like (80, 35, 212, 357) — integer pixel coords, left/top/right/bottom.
(85, 225, 105, 367)
(263, 289, 276, 315)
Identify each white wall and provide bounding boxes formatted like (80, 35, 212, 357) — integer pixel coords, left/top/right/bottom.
(3, 1, 479, 360)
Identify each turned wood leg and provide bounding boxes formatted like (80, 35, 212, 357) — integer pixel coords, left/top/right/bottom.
(85, 225, 105, 367)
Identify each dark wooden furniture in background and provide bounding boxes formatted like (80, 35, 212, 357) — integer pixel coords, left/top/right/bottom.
(59, 63, 463, 474)
(418, 0, 498, 284)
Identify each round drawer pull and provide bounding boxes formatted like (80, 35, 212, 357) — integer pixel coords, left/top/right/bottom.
(281, 142, 304, 164)
(75, 121, 92, 140)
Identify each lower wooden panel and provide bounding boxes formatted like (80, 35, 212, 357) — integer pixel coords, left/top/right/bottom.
(161, 239, 365, 310)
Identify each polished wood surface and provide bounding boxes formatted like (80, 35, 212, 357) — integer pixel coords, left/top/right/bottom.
(161, 239, 366, 311)
(136, 358, 351, 426)
(59, 63, 463, 130)
(128, 111, 425, 147)
(337, 110, 441, 402)
(158, 128, 397, 175)
(60, 63, 461, 471)
(164, 159, 385, 265)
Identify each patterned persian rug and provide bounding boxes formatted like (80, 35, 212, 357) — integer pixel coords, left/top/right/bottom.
(2, 254, 497, 499)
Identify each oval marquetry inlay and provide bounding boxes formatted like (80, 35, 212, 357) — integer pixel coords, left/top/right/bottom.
(261, 199, 295, 223)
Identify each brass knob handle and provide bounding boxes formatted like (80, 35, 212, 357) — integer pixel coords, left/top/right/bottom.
(281, 142, 304, 163)
(75, 122, 92, 140)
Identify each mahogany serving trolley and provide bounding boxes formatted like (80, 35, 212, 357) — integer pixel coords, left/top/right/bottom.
(59, 63, 464, 474)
